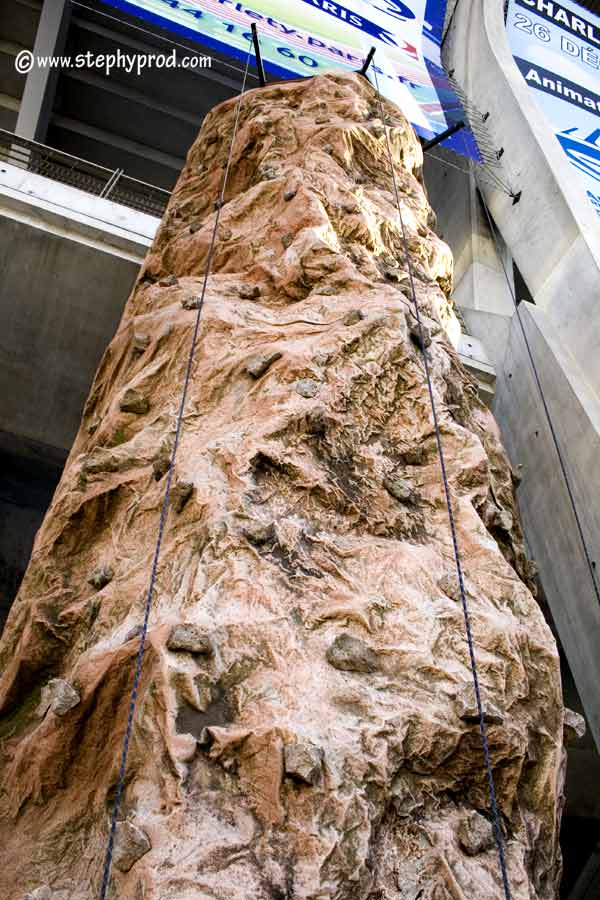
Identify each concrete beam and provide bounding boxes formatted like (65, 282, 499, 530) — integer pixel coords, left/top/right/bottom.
(15, 0, 70, 142)
(62, 67, 203, 126)
(51, 113, 185, 172)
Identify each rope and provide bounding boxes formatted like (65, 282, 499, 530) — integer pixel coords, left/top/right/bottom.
(98, 36, 253, 900)
(371, 67, 513, 900)
(478, 189, 600, 608)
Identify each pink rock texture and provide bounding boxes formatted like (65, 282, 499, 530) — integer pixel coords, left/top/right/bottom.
(0, 72, 564, 900)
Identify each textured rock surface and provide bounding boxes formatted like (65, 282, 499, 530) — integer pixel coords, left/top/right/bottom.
(0, 73, 564, 899)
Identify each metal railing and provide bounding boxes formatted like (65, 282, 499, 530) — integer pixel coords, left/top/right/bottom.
(0, 128, 171, 218)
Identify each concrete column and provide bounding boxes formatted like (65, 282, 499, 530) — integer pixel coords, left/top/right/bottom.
(15, 0, 71, 142)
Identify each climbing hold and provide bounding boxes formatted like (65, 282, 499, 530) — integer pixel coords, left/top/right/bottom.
(246, 351, 282, 379)
(282, 234, 294, 249)
(238, 284, 261, 300)
(458, 811, 495, 856)
(120, 389, 149, 415)
(242, 520, 275, 545)
(113, 821, 151, 873)
(284, 739, 323, 785)
(438, 574, 461, 603)
(283, 189, 297, 202)
(383, 477, 416, 505)
(158, 275, 178, 287)
(564, 708, 586, 744)
(457, 689, 504, 726)
(167, 624, 213, 655)
(326, 634, 379, 673)
(152, 456, 171, 481)
(87, 564, 114, 591)
(38, 679, 80, 717)
(295, 379, 321, 399)
(343, 309, 364, 327)
(171, 480, 194, 513)
(189, 221, 203, 234)
(408, 318, 432, 350)
(132, 333, 151, 353)
(24, 887, 52, 900)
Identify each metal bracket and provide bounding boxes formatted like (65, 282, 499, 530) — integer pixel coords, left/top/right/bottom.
(422, 120, 466, 153)
(251, 24, 267, 87)
(358, 47, 377, 78)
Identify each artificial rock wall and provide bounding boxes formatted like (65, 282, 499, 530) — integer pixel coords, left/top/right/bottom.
(0, 72, 564, 900)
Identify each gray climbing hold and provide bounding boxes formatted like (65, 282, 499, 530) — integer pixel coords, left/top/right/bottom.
(167, 624, 212, 656)
(120, 389, 149, 415)
(189, 221, 203, 234)
(38, 679, 80, 717)
(284, 739, 323, 785)
(113, 821, 151, 873)
(152, 456, 171, 481)
(132, 333, 150, 353)
(238, 284, 261, 300)
(24, 887, 52, 900)
(171, 480, 194, 513)
(282, 234, 294, 249)
(343, 309, 364, 327)
(457, 690, 504, 726)
(87, 564, 114, 591)
(158, 275, 178, 287)
(408, 318, 432, 349)
(457, 811, 495, 856)
(326, 634, 379, 674)
(383, 477, 416, 505)
(564, 708, 586, 744)
(242, 520, 275, 546)
(295, 379, 321, 399)
(438, 573, 461, 603)
(246, 351, 282, 379)
(283, 189, 297, 202)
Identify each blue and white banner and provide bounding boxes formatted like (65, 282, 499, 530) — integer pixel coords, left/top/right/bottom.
(507, 0, 600, 221)
(101, 0, 479, 159)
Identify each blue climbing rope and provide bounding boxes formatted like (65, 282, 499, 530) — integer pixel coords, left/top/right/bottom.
(98, 37, 254, 900)
(371, 65, 513, 900)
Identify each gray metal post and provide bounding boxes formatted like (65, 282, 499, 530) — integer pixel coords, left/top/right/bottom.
(15, 0, 71, 142)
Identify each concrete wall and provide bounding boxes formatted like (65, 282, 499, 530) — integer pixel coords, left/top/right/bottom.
(440, 0, 600, 754)
(494, 304, 600, 745)
(0, 162, 158, 453)
(445, 0, 600, 390)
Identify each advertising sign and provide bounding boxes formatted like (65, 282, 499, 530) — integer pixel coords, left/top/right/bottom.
(101, 0, 479, 158)
(507, 0, 600, 221)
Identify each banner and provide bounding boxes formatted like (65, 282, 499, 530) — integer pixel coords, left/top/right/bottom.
(507, 0, 600, 221)
(101, 0, 479, 158)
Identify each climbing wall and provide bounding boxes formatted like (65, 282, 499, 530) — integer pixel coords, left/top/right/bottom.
(0, 72, 564, 900)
